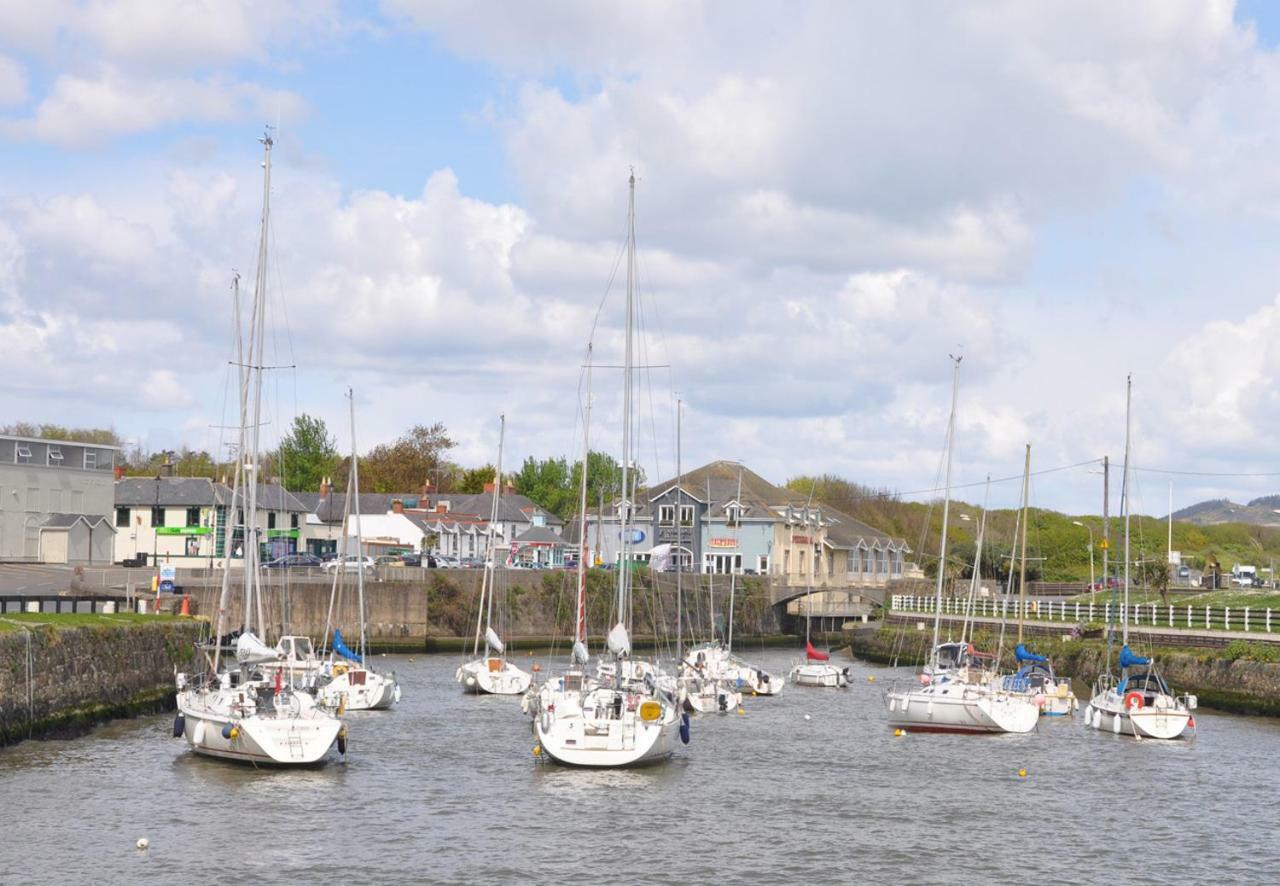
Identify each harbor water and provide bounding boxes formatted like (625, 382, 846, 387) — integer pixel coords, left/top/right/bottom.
(2, 648, 1278, 885)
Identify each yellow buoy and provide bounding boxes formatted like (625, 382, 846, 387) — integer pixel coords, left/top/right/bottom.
(639, 700, 662, 722)
(532, 745, 542, 757)
(737, 708, 745, 715)
(1018, 768, 1028, 778)
(229, 726, 239, 740)
(867, 675, 876, 683)
(893, 728, 904, 737)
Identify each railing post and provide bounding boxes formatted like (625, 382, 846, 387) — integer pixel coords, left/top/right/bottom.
(1187, 605, 1191, 628)
(1105, 602, 1110, 624)
(1089, 602, 1095, 622)
(1205, 606, 1210, 629)
(1245, 607, 1250, 632)
(1267, 609, 1272, 633)
(1168, 605, 1172, 627)
(1225, 607, 1230, 631)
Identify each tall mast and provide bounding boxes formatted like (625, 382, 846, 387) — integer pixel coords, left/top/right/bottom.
(1102, 454, 1112, 669)
(727, 467, 742, 653)
(931, 355, 962, 652)
(349, 389, 367, 659)
(706, 475, 715, 639)
(962, 475, 990, 646)
(575, 350, 593, 653)
(1168, 480, 1173, 566)
(244, 130, 273, 639)
(615, 171, 636, 640)
(474, 415, 505, 657)
(212, 273, 245, 674)
(1122, 375, 1132, 648)
(675, 397, 683, 663)
(1016, 443, 1031, 646)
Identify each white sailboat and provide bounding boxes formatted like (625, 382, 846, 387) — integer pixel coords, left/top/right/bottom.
(1085, 376, 1196, 739)
(789, 490, 850, 688)
(531, 172, 684, 766)
(884, 356, 1039, 734)
(316, 388, 399, 711)
(174, 132, 343, 765)
(456, 415, 533, 695)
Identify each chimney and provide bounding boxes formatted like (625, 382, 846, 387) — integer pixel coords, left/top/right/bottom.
(320, 476, 332, 497)
(483, 482, 495, 494)
(504, 483, 516, 496)
(421, 480, 433, 497)
(160, 453, 174, 478)
(436, 503, 447, 514)
(392, 499, 404, 514)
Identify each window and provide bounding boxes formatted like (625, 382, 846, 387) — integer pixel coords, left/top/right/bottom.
(268, 512, 277, 529)
(658, 505, 674, 525)
(725, 504, 740, 526)
(116, 507, 130, 528)
(290, 513, 299, 529)
(532, 513, 545, 527)
(47, 446, 63, 465)
(892, 550, 903, 577)
(151, 507, 165, 527)
(758, 555, 769, 574)
(862, 548, 873, 573)
(15, 445, 31, 464)
(679, 505, 694, 526)
(84, 451, 97, 470)
(784, 550, 790, 573)
(186, 507, 200, 527)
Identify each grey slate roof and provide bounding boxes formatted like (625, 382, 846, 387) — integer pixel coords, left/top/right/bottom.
(514, 525, 567, 545)
(39, 512, 115, 530)
(438, 491, 565, 526)
(115, 477, 309, 511)
(294, 492, 419, 523)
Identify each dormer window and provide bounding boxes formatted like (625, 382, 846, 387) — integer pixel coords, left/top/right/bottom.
(617, 500, 633, 522)
(725, 504, 741, 526)
(47, 447, 64, 465)
(15, 445, 31, 464)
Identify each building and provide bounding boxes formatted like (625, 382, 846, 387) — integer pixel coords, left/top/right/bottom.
(113, 475, 310, 567)
(582, 460, 909, 587)
(0, 433, 119, 562)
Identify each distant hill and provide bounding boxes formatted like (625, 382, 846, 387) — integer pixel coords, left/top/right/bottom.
(1172, 497, 1280, 527)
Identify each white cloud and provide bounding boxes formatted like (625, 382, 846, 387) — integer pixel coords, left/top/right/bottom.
(0, 53, 25, 105)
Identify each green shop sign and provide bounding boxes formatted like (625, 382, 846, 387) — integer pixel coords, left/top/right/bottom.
(156, 526, 211, 536)
(266, 529, 300, 539)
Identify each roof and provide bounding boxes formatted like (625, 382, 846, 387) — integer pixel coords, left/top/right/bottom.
(647, 460, 809, 514)
(514, 525, 567, 545)
(115, 477, 309, 511)
(1, 433, 121, 450)
(38, 513, 116, 532)
(294, 491, 424, 523)
(821, 505, 907, 550)
(437, 491, 565, 526)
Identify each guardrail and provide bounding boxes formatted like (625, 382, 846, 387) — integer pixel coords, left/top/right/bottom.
(889, 594, 1275, 634)
(0, 595, 149, 615)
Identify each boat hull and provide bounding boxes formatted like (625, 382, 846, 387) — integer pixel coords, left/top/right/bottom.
(319, 668, 399, 711)
(1086, 694, 1191, 740)
(176, 688, 342, 765)
(790, 663, 849, 688)
(457, 658, 533, 695)
(885, 684, 1039, 734)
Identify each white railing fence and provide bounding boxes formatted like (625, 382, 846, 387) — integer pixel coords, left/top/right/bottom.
(888, 595, 1274, 634)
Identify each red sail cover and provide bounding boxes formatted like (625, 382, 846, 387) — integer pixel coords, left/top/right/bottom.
(805, 641, 829, 661)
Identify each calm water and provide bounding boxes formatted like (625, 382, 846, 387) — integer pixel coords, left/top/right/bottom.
(2, 648, 1278, 885)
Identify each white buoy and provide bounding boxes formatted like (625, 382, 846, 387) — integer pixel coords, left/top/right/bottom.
(1112, 712, 1122, 734)
(136, 838, 149, 850)
(803, 714, 812, 721)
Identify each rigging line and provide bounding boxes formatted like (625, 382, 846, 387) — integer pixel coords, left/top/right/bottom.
(878, 457, 1108, 505)
(1132, 466, 1280, 478)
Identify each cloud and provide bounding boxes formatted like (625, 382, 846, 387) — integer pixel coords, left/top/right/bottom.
(0, 67, 305, 146)
(0, 54, 25, 105)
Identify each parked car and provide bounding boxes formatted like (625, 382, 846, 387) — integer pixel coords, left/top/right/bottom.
(400, 552, 421, 567)
(435, 555, 461, 568)
(322, 555, 376, 574)
(265, 553, 323, 569)
(459, 557, 485, 569)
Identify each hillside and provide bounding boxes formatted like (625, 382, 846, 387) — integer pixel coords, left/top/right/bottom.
(1171, 497, 1280, 527)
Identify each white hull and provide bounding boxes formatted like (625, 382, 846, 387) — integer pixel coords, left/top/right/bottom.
(885, 683, 1039, 734)
(683, 643, 782, 696)
(1086, 690, 1191, 740)
(682, 679, 742, 714)
(790, 662, 849, 688)
(176, 686, 342, 765)
(318, 668, 399, 711)
(533, 687, 679, 767)
(457, 658, 533, 695)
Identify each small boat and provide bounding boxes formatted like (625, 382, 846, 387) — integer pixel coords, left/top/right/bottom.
(790, 641, 850, 688)
(1002, 644, 1078, 717)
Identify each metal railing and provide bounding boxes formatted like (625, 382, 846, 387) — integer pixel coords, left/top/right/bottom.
(0, 595, 150, 615)
(889, 594, 1275, 634)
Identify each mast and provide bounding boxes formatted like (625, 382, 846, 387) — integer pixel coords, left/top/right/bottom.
(1016, 443, 1031, 646)
(243, 130, 273, 639)
(801, 484, 816, 648)
(962, 476, 991, 646)
(349, 389, 368, 659)
(212, 273, 246, 674)
(1121, 375, 1132, 648)
(474, 415, 505, 657)
(1102, 454, 1112, 669)
(1168, 480, 1173, 567)
(575, 350, 593, 654)
(675, 397, 683, 663)
(727, 467, 742, 653)
(615, 171, 636, 643)
(706, 475, 715, 640)
(931, 355, 962, 653)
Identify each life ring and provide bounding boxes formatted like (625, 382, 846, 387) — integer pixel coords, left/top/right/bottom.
(1123, 691, 1144, 711)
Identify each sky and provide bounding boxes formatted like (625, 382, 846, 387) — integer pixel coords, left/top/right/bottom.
(5, 1, 1280, 517)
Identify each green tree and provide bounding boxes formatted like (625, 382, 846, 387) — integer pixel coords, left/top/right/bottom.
(275, 414, 340, 492)
(514, 456, 575, 517)
(457, 464, 497, 494)
(361, 422, 456, 493)
(124, 446, 220, 478)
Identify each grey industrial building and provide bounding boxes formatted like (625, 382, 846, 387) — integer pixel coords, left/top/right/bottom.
(0, 434, 119, 562)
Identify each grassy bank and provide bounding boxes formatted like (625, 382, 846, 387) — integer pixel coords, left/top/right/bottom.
(0, 612, 185, 632)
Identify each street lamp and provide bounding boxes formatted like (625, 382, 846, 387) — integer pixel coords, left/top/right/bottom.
(1072, 521, 1095, 592)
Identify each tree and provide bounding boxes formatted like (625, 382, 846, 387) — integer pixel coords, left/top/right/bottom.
(360, 422, 456, 493)
(456, 464, 497, 494)
(2, 423, 126, 446)
(513, 456, 575, 517)
(124, 446, 220, 478)
(275, 414, 340, 493)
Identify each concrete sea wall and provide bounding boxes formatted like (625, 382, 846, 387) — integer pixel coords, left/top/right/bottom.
(0, 619, 202, 746)
(846, 624, 1280, 717)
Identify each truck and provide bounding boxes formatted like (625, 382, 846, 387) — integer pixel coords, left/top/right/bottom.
(1231, 564, 1258, 587)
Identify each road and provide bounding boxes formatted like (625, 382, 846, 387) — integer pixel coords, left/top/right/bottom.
(0, 564, 151, 596)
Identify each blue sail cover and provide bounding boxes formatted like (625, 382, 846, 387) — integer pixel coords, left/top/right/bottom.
(333, 628, 363, 663)
(1119, 644, 1150, 669)
(1014, 643, 1048, 664)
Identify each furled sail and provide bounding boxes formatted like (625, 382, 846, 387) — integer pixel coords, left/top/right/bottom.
(607, 622, 631, 657)
(485, 626, 505, 655)
(1119, 644, 1150, 669)
(235, 631, 283, 665)
(1014, 643, 1048, 664)
(572, 640, 589, 665)
(805, 640, 829, 661)
(333, 628, 363, 663)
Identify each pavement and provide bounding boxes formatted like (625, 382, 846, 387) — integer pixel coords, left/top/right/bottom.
(0, 564, 152, 596)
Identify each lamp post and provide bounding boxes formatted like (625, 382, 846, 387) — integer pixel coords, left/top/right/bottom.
(1072, 520, 1095, 592)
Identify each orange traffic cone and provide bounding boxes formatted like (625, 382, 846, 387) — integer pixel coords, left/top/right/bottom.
(180, 595, 190, 617)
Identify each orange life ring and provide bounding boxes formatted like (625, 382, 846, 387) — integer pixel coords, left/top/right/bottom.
(1123, 691, 1144, 711)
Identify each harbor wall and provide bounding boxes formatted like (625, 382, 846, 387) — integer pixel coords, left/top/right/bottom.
(846, 624, 1280, 717)
(0, 619, 202, 746)
(176, 570, 784, 651)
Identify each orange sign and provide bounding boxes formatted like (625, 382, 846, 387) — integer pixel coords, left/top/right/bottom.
(709, 538, 737, 548)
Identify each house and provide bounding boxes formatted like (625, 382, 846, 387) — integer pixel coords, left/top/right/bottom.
(113, 474, 310, 567)
(0, 433, 119, 562)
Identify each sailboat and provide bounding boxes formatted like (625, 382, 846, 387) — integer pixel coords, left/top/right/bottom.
(315, 389, 400, 711)
(997, 445, 1077, 717)
(530, 172, 683, 766)
(456, 415, 533, 695)
(1084, 376, 1196, 739)
(174, 132, 344, 764)
(789, 491, 850, 688)
(884, 356, 1038, 734)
